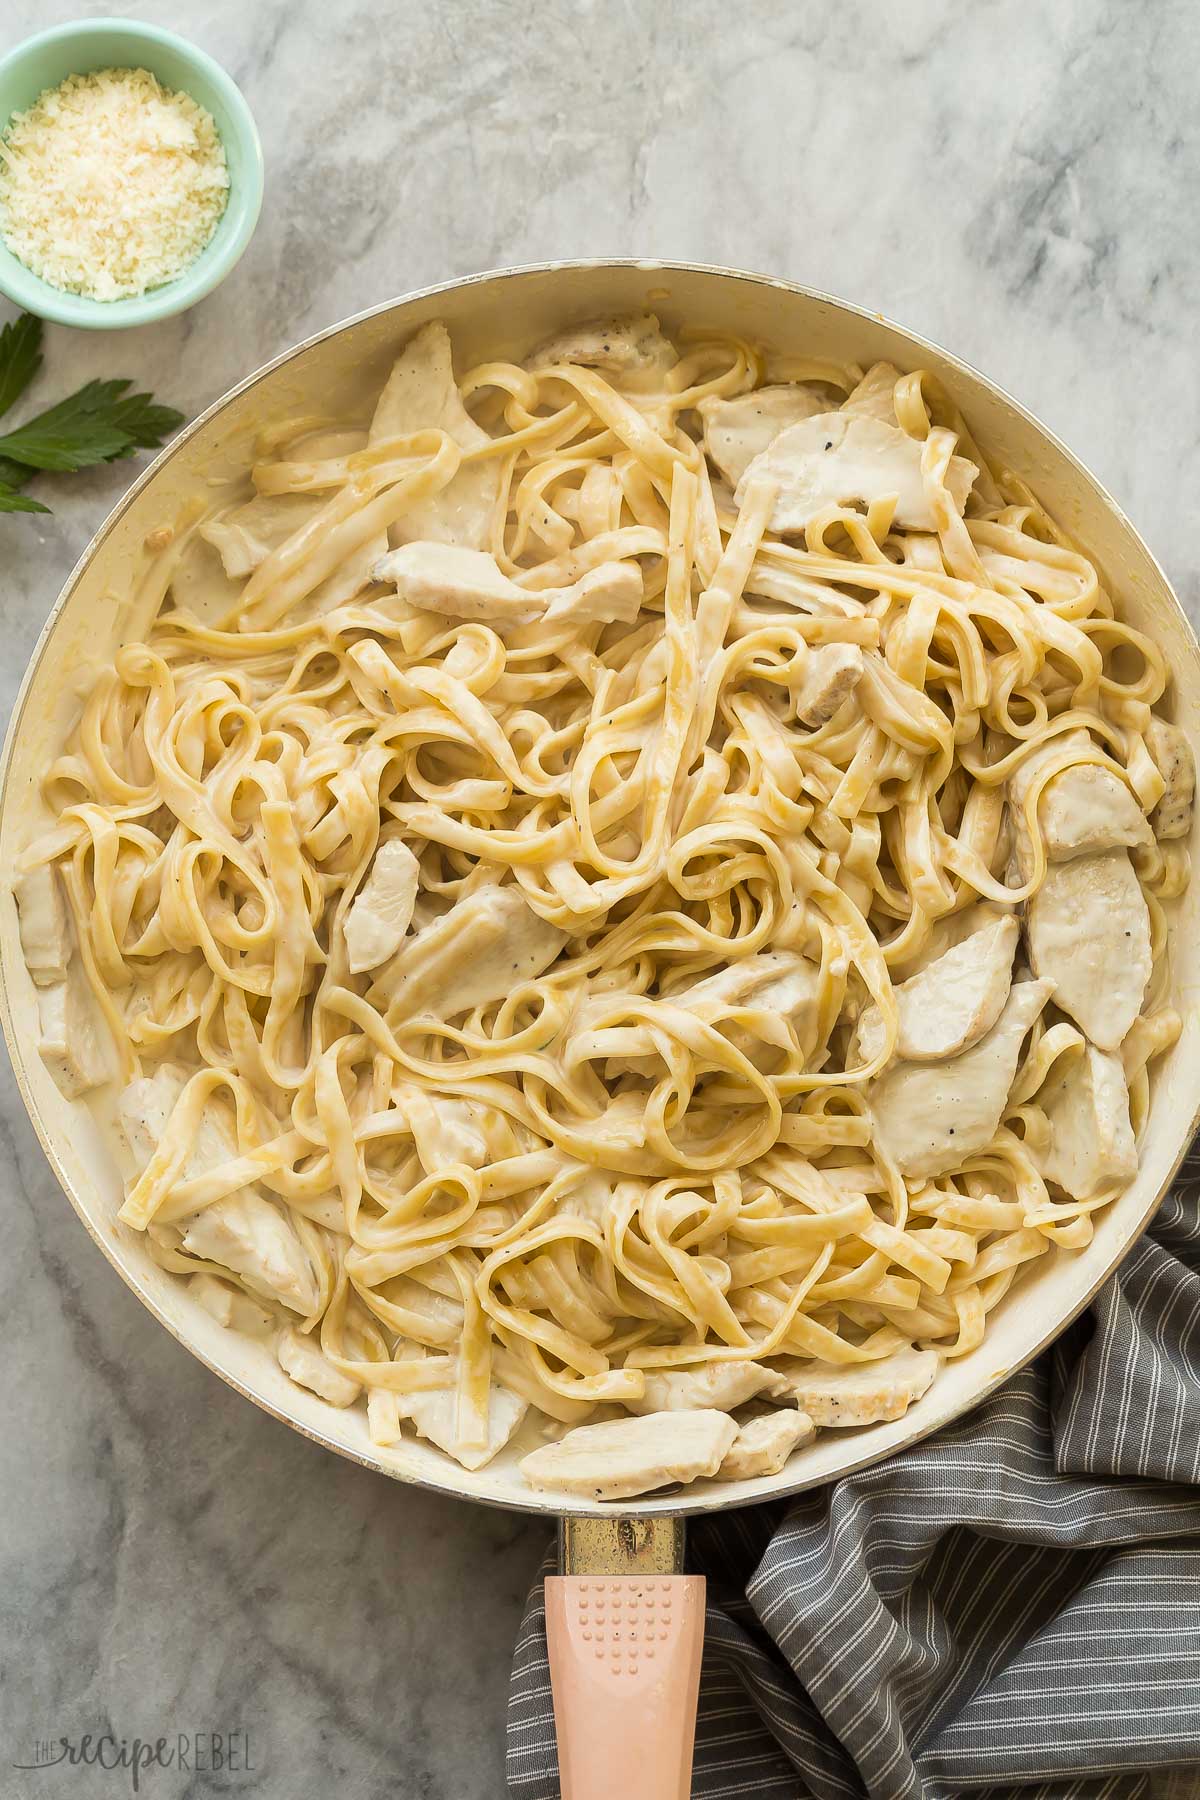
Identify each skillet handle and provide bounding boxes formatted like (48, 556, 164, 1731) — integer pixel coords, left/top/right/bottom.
(546, 1518, 703, 1800)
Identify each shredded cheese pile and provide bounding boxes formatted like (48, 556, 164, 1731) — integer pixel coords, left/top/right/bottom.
(0, 67, 229, 302)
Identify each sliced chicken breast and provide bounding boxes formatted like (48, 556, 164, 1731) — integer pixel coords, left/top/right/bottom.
(277, 1325, 362, 1406)
(345, 839, 420, 974)
(119, 1065, 219, 1173)
(718, 1410, 816, 1479)
(793, 644, 865, 727)
(855, 914, 1018, 1065)
(540, 563, 645, 629)
(1037, 1044, 1139, 1200)
(737, 412, 976, 533)
(887, 901, 1014, 983)
(400, 1380, 528, 1471)
(599, 951, 823, 1079)
(13, 862, 71, 987)
(698, 384, 825, 487)
(870, 977, 1054, 1176)
(201, 492, 386, 611)
(119, 1066, 319, 1315)
(841, 361, 903, 423)
(1008, 730, 1152, 875)
(527, 313, 677, 391)
(36, 958, 112, 1098)
(370, 885, 568, 1018)
(373, 540, 642, 629)
(369, 321, 500, 549)
(188, 1272, 275, 1338)
(777, 1348, 938, 1427)
(202, 492, 325, 580)
(671, 952, 822, 1056)
(1145, 718, 1195, 840)
(1026, 850, 1151, 1050)
(181, 1193, 320, 1317)
(395, 1084, 500, 1173)
(628, 1358, 788, 1416)
(519, 1409, 738, 1500)
(375, 541, 539, 623)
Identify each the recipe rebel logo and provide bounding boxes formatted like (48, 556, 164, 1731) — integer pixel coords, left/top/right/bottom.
(12, 1730, 257, 1791)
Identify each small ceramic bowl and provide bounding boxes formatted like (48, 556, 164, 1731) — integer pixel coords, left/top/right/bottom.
(0, 17, 264, 329)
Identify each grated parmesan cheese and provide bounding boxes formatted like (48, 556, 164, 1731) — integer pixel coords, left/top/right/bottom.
(0, 67, 230, 302)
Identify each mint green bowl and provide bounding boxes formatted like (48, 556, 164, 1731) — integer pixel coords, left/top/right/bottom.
(0, 18, 264, 329)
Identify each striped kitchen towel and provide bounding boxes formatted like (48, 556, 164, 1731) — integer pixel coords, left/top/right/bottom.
(507, 1146, 1200, 1800)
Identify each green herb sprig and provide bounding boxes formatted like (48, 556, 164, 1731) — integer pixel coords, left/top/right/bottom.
(0, 313, 185, 515)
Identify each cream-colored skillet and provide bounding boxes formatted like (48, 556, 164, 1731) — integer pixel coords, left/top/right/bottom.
(3, 262, 1198, 1799)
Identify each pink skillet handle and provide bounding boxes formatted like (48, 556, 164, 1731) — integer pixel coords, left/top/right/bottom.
(545, 1573, 706, 1800)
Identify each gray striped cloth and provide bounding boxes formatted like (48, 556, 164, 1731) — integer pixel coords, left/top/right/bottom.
(507, 1146, 1200, 1799)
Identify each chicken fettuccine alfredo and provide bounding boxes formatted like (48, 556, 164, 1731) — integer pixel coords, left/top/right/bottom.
(14, 313, 1193, 1499)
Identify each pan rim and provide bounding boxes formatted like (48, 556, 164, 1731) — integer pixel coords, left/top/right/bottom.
(2, 256, 1196, 1520)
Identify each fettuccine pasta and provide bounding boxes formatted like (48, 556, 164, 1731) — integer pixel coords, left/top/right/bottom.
(14, 311, 1192, 1497)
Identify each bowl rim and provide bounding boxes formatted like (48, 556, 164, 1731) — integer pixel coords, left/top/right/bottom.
(2, 257, 1197, 1519)
(0, 16, 264, 329)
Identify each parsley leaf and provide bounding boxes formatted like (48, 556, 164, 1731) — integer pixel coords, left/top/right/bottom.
(0, 311, 185, 516)
(0, 313, 44, 422)
(0, 378, 184, 471)
(103, 391, 188, 452)
(0, 482, 50, 514)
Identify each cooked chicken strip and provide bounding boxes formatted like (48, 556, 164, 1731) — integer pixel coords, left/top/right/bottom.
(776, 1348, 938, 1427)
(699, 384, 825, 487)
(400, 1379, 528, 1471)
(202, 492, 325, 580)
(1036, 1045, 1138, 1200)
(887, 902, 1014, 982)
(519, 1409, 738, 1500)
(841, 361, 903, 423)
(527, 313, 677, 391)
(277, 1326, 361, 1406)
(1026, 850, 1151, 1050)
(36, 958, 111, 1098)
(181, 1194, 320, 1317)
(201, 492, 385, 612)
(13, 862, 71, 987)
(370, 885, 568, 1018)
(1145, 718, 1195, 840)
(855, 915, 1018, 1065)
(793, 644, 865, 727)
(1008, 730, 1152, 876)
(119, 1066, 227, 1175)
(373, 541, 642, 630)
(370, 321, 500, 549)
(628, 1359, 788, 1415)
(596, 951, 823, 1079)
(188, 1272, 275, 1338)
(737, 412, 976, 533)
(870, 978, 1054, 1177)
(120, 1066, 319, 1315)
(717, 1410, 816, 1479)
(395, 1084, 499, 1173)
(345, 839, 420, 974)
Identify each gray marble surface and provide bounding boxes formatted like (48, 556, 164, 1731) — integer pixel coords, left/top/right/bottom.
(2, 1, 1199, 1795)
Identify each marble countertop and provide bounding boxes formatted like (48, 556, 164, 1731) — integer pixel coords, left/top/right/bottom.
(2, 1, 1198, 1795)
